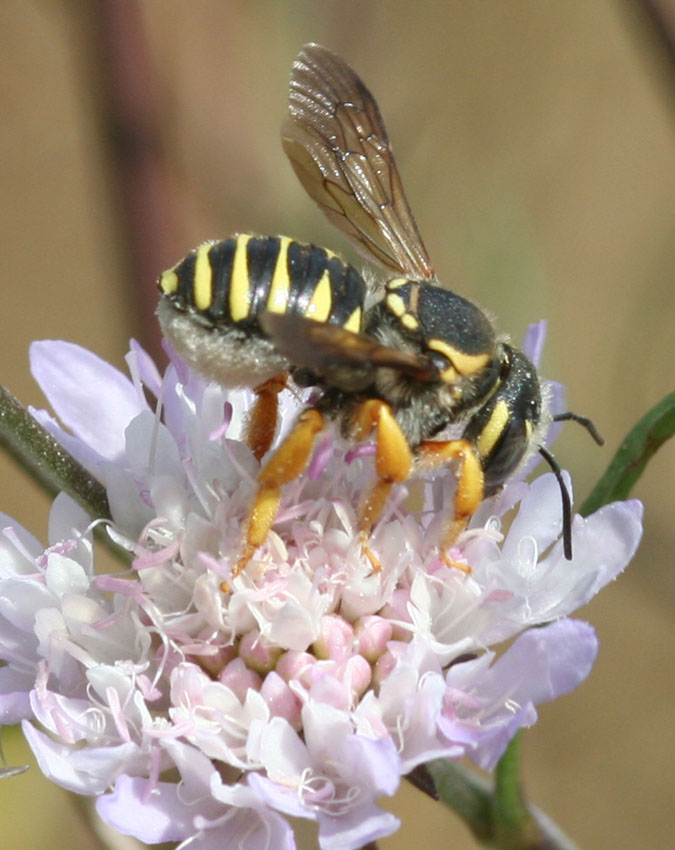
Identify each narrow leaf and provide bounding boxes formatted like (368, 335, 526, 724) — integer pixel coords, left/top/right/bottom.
(580, 390, 675, 516)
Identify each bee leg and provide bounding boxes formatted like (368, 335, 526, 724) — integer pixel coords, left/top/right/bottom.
(227, 408, 325, 585)
(351, 399, 413, 572)
(245, 373, 288, 461)
(416, 439, 484, 572)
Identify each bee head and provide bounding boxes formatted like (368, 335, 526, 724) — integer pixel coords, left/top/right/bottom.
(383, 278, 498, 385)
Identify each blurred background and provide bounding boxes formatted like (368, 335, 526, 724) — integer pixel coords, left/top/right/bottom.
(1, 2, 674, 848)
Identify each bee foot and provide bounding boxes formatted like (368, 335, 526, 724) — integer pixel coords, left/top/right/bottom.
(441, 550, 471, 575)
(360, 534, 382, 574)
(224, 545, 258, 590)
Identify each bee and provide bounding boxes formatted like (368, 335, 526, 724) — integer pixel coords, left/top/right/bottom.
(157, 44, 602, 578)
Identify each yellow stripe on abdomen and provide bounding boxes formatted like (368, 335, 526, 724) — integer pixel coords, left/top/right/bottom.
(229, 234, 252, 322)
(193, 243, 214, 311)
(344, 306, 362, 334)
(305, 269, 332, 322)
(266, 236, 292, 314)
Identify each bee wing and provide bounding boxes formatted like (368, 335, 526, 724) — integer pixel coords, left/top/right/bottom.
(282, 43, 435, 281)
(259, 312, 435, 379)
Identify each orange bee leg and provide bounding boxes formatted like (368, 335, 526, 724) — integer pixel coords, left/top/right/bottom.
(350, 399, 413, 572)
(416, 439, 484, 572)
(244, 373, 288, 461)
(226, 408, 325, 586)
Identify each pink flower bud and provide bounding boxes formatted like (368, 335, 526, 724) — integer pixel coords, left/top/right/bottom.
(276, 650, 318, 685)
(261, 671, 302, 728)
(219, 657, 262, 700)
(313, 615, 354, 661)
(239, 628, 282, 674)
(336, 654, 372, 697)
(355, 615, 393, 662)
(372, 650, 396, 687)
(191, 643, 237, 677)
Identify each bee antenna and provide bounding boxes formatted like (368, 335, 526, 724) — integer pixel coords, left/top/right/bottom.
(553, 411, 605, 446)
(538, 445, 573, 560)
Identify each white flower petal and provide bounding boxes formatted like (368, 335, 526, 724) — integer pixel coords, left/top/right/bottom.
(2, 339, 643, 850)
(30, 341, 146, 461)
(23, 721, 139, 793)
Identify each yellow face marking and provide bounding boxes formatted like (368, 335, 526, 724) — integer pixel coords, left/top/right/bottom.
(305, 269, 332, 322)
(524, 420, 533, 439)
(427, 340, 490, 376)
(193, 243, 214, 311)
(401, 313, 419, 330)
(386, 293, 407, 317)
(266, 236, 292, 314)
(476, 400, 510, 459)
(159, 268, 179, 295)
(344, 306, 362, 334)
(229, 234, 252, 321)
(440, 366, 458, 383)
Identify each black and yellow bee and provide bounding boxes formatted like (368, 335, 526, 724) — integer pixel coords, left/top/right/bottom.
(157, 44, 601, 578)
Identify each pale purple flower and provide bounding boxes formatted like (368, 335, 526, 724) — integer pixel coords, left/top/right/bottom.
(0, 337, 642, 850)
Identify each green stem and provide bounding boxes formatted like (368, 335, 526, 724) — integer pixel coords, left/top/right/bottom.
(493, 733, 582, 849)
(492, 733, 534, 845)
(430, 741, 581, 849)
(0, 383, 111, 521)
(427, 759, 493, 842)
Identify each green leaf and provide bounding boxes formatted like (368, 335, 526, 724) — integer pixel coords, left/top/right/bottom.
(0, 383, 111, 521)
(580, 390, 675, 516)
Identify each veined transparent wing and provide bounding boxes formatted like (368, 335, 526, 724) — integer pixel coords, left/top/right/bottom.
(282, 43, 435, 281)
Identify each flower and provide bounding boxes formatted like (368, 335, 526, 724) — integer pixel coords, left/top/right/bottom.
(0, 338, 642, 850)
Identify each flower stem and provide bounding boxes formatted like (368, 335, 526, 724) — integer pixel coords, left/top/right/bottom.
(492, 733, 553, 849)
(0, 383, 111, 520)
(429, 738, 582, 849)
(427, 759, 493, 842)
(492, 733, 531, 841)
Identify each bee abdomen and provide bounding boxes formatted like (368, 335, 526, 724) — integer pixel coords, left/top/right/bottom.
(158, 234, 365, 334)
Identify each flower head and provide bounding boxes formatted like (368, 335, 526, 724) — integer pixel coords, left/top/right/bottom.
(0, 338, 642, 850)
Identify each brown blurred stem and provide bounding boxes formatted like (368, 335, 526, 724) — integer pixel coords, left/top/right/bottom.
(638, 0, 675, 69)
(87, 0, 180, 366)
(626, 0, 675, 110)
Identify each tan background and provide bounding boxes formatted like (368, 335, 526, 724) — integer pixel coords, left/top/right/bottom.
(1, 2, 674, 849)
